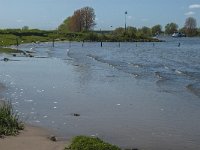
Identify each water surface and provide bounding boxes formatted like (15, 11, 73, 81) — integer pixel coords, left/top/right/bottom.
(0, 37, 200, 150)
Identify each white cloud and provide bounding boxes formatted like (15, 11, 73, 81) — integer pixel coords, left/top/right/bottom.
(184, 11, 195, 16)
(189, 4, 200, 9)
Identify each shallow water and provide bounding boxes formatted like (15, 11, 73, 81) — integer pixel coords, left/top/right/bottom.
(0, 37, 200, 150)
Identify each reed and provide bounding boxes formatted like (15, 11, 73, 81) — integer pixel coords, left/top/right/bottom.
(0, 102, 24, 136)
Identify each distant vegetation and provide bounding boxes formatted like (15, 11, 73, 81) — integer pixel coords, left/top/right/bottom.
(65, 136, 121, 150)
(0, 7, 199, 47)
(0, 47, 23, 53)
(0, 29, 54, 46)
(0, 102, 24, 137)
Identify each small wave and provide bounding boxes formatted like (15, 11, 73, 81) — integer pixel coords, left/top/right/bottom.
(35, 56, 49, 58)
(129, 63, 143, 68)
(182, 71, 200, 81)
(175, 70, 183, 74)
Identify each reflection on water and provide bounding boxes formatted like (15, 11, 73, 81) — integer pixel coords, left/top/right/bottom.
(0, 37, 200, 150)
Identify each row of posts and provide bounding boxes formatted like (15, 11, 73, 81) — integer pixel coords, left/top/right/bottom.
(15, 38, 181, 48)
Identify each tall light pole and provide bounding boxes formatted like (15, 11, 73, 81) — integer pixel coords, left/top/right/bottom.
(125, 11, 128, 33)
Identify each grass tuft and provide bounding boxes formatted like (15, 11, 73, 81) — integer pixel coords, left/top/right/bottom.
(66, 136, 121, 150)
(0, 102, 24, 136)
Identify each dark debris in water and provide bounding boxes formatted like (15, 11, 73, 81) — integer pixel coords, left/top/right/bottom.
(187, 83, 200, 98)
(71, 113, 80, 117)
(49, 135, 57, 142)
(1, 58, 21, 62)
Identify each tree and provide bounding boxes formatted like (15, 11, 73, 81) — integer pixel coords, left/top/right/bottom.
(58, 17, 71, 33)
(151, 24, 162, 36)
(58, 6, 96, 33)
(22, 26, 29, 30)
(138, 26, 152, 37)
(165, 23, 178, 34)
(69, 10, 83, 32)
(113, 27, 125, 35)
(81, 7, 96, 31)
(127, 26, 137, 39)
(184, 17, 197, 36)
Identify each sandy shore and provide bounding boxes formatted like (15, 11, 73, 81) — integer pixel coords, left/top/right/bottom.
(0, 125, 69, 150)
(0, 82, 69, 150)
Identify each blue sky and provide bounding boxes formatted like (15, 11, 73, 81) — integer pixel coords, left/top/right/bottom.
(0, 0, 199, 30)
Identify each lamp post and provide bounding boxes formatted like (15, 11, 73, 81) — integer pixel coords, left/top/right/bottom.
(125, 11, 128, 33)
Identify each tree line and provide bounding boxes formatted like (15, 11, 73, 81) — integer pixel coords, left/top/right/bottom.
(0, 6, 200, 45)
(58, 6, 200, 37)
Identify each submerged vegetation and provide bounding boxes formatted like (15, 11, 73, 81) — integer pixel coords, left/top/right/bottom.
(0, 102, 24, 136)
(65, 136, 121, 150)
(0, 47, 23, 53)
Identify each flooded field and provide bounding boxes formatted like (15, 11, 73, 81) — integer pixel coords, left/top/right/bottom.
(0, 37, 200, 150)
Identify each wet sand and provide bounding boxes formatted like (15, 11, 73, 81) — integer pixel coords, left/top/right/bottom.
(0, 125, 69, 150)
(0, 88, 68, 150)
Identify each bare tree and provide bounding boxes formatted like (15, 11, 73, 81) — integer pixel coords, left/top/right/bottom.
(59, 6, 96, 32)
(80, 7, 96, 31)
(70, 10, 83, 32)
(184, 17, 197, 36)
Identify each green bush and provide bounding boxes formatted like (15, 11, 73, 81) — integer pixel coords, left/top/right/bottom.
(0, 102, 24, 136)
(66, 136, 121, 150)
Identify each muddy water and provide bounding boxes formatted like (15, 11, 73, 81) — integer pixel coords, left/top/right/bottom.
(0, 38, 200, 150)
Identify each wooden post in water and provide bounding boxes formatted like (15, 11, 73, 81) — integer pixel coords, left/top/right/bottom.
(69, 41, 71, 48)
(178, 42, 180, 47)
(118, 42, 120, 47)
(16, 38, 19, 47)
(82, 40, 84, 47)
(101, 41, 103, 47)
(52, 38, 55, 47)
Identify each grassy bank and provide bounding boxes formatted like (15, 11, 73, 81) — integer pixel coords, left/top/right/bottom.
(65, 136, 121, 150)
(0, 102, 24, 137)
(0, 47, 23, 54)
(0, 29, 162, 48)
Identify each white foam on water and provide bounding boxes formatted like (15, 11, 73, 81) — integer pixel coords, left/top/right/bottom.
(24, 99, 33, 102)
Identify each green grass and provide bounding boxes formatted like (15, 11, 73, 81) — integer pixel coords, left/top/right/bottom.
(65, 136, 121, 150)
(0, 102, 24, 136)
(0, 47, 23, 53)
